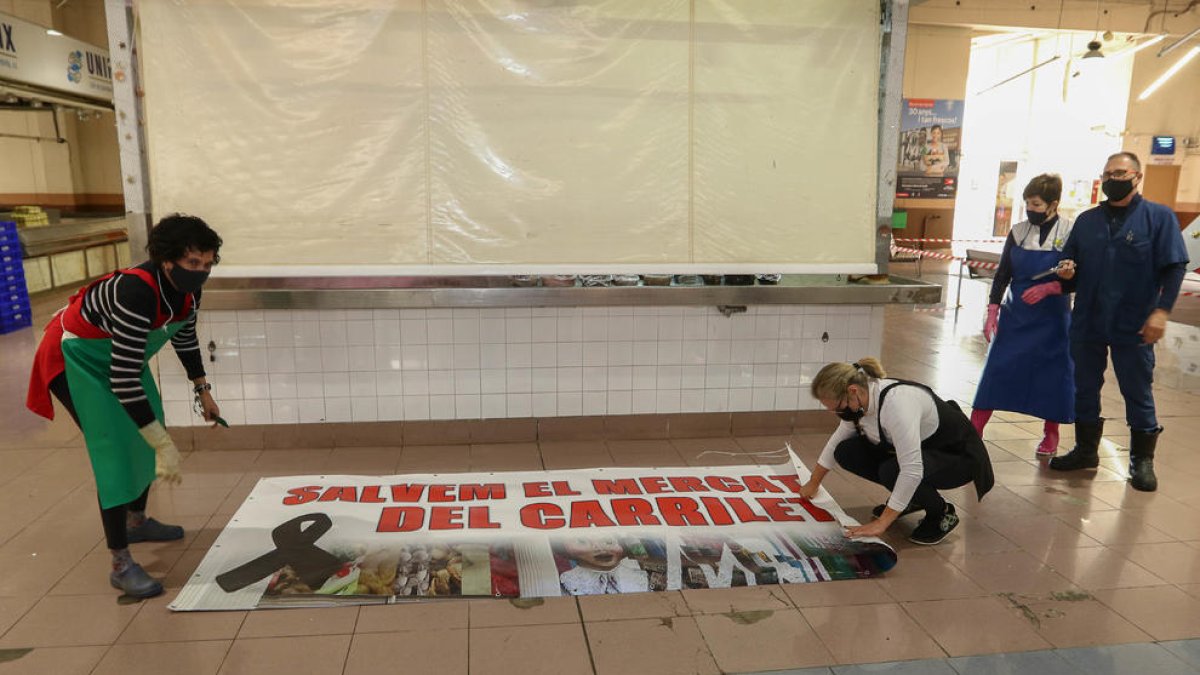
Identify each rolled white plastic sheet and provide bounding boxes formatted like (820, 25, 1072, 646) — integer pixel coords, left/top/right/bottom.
(138, 0, 880, 270)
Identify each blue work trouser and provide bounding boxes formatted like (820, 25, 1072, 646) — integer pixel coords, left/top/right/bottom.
(1071, 340, 1158, 432)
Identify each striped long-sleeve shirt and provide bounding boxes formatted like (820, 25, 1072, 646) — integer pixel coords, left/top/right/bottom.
(78, 261, 206, 427)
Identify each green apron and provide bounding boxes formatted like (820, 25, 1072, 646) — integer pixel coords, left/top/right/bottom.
(61, 320, 186, 509)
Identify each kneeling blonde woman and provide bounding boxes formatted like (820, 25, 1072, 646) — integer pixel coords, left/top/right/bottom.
(798, 358, 994, 545)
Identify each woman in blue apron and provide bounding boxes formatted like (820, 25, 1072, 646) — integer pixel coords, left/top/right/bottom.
(972, 174, 1074, 456)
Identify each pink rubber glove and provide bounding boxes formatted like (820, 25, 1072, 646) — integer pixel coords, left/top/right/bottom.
(1021, 281, 1062, 305)
(983, 304, 1000, 342)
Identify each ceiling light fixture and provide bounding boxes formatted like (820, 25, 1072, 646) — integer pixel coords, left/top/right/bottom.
(1082, 40, 1105, 58)
(1124, 34, 1166, 56)
(45, 29, 63, 36)
(1138, 45, 1200, 100)
(976, 55, 1062, 95)
(976, 0, 1070, 94)
(1159, 26, 1200, 58)
(1106, 34, 1165, 60)
(1082, 0, 1105, 58)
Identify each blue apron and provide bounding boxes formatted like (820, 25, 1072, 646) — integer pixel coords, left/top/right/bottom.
(973, 223, 1075, 422)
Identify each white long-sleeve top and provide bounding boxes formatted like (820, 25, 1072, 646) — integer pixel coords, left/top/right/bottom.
(817, 378, 941, 512)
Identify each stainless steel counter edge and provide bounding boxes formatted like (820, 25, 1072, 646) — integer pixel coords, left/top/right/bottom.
(202, 276, 943, 310)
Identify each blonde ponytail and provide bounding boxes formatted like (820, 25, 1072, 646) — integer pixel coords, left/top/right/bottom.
(855, 357, 886, 379)
(810, 357, 886, 401)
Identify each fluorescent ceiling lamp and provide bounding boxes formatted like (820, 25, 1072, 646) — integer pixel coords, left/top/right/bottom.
(1138, 46, 1200, 100)
(976, 55, 1062, 95)
(1159, 26, 1200, 58)
(45, 29, 63, 36)
(1110, 34, 1165, 59)
(973, 31, 1045, 49)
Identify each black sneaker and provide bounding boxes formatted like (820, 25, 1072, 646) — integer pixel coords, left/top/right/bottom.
(908, 504, 960, 545)
(872, 503, 922, 519)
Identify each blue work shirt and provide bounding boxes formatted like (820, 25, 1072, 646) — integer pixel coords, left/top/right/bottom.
(1060, 195, 1188, 345)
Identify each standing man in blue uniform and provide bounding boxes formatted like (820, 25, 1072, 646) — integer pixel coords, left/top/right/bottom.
(1024, 152, 1188, 491)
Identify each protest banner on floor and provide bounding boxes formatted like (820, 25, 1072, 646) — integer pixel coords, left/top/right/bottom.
(171, 450, 896, 611)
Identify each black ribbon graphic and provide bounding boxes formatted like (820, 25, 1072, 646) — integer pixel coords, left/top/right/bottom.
(216, 513, 342, 593)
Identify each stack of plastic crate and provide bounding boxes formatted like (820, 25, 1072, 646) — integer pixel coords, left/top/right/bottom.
(0, 220, 31, 334)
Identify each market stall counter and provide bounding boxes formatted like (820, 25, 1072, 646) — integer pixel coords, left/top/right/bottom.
(17, 218, 131, 292)
(154, 274, 941, 437)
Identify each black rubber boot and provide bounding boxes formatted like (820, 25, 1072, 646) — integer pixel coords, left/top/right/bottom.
(1049, 419, 1104, 471)
(1129, 427, 1161, 492)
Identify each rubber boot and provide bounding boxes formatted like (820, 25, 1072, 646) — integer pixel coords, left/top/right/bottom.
(1036, 421, 1060, 457)
(970, 409, 992, 438)
(1128, 427, 1161, 492)
(110, 563, 164, 598)
(1049, 419, 1103, 471)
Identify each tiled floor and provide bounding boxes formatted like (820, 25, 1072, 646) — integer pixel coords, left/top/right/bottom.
(3, 264, 1200, 674)
(741, 640, 1200, 674)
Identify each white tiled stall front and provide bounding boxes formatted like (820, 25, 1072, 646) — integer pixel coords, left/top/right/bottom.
(158, 304, 883, 427)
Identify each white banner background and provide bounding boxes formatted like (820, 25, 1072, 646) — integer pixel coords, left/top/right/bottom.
(172, 453, 897, 611)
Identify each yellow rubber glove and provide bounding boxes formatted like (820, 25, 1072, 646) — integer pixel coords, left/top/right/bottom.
(138, 421, 183, 485)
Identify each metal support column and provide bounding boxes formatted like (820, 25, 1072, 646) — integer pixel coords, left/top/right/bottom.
(105, 0, 153, 264)
(875, 0, 909, 275)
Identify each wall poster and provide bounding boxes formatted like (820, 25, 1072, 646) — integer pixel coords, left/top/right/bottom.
(896, 99, 964, 200)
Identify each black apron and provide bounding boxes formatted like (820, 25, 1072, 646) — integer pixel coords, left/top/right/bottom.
(871, 380, 995, 501)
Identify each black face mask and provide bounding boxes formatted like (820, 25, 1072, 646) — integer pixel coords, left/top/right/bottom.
(167, 265, 210, 293)
(1102, 178, 1135, 202)
(836, 407, 864, 423)
(1027, 209, 1050, 226)
(835, 394, 865, 423)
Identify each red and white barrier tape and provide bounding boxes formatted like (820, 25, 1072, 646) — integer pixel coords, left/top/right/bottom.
(892, 246, 1001, 270)
(893, 237, 1005, 244)
(893, 243, 1200, 301)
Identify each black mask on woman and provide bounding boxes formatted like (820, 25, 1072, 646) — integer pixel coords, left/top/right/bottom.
(167, 266, 210, 293)
(1102, 178, 1135, 202)
(836, 407, 865, 423)
(835, 394, 865, 423)
(1027, 210, 1050, 226)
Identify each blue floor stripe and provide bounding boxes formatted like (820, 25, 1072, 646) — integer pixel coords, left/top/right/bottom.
(734, 639, 1200, 675)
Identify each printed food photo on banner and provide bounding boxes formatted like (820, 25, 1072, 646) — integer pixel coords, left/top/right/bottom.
(168, 450, 899, 611)
(257, 541, 522, 607)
